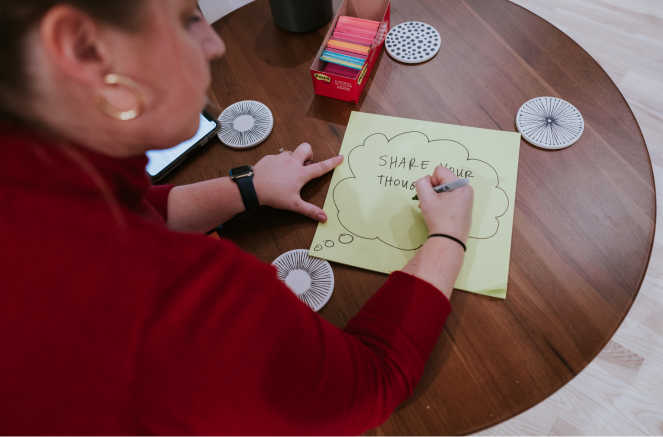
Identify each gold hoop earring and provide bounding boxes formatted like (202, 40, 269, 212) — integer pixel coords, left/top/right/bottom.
(94, 74, 146, 121)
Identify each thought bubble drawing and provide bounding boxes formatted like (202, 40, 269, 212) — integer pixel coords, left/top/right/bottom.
(339, 234, 354, 244)
(332, 131, 509, 251)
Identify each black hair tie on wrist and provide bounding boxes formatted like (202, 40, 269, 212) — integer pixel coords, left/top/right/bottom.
(428, 234, 466, 252)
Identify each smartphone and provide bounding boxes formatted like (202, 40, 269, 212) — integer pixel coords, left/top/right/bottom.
(146, 111, 220, 181)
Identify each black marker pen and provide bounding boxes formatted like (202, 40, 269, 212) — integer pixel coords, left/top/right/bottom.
(412, 177, 470, 200)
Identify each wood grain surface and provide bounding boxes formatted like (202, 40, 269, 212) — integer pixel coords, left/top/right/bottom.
(167, 0, 657, 434)
(477, 0, 663, 434)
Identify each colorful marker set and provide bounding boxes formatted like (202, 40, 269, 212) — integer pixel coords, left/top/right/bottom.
(320, 16, 381, 71)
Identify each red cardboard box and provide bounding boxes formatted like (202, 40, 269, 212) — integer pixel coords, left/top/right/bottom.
(310, 0, 390, 104)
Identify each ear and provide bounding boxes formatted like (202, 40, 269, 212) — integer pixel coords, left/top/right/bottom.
(39, 5, 111, 87)
(38, 5, 144, 116)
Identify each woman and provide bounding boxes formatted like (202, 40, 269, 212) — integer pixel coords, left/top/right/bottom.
(0, 0, 473, 434)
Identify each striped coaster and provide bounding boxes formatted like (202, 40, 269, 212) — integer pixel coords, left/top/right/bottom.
(217, 100, 273, 149)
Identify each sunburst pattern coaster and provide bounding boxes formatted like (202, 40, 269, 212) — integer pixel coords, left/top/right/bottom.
(516, 97, 584, 150)
(218, 100, 274, 149)
(272, 249, 334, 312)
(385, 22, 441, 64)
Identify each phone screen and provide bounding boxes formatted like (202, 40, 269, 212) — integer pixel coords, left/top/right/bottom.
(146, 113, 218, 177)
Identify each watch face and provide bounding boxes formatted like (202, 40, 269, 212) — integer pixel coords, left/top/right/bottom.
(230, 165, 253, 178)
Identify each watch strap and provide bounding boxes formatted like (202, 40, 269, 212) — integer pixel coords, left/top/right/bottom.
(236, 175, 259, 211)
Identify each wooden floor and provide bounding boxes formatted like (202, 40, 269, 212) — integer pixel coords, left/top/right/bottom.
(477, 0, 663, 435)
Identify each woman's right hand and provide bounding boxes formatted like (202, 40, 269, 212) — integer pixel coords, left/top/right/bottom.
(415, 166, 474, 243)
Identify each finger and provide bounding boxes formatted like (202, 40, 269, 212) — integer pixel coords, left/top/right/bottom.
(430, 165, 459, 187)
(294, 199, 327, 223)
(306, 155, 344, 179)
(292, 143, 313, 164)
(415, 175, 434, 201)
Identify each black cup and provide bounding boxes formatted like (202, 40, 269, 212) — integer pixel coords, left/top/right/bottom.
(268, 0, 333, 33)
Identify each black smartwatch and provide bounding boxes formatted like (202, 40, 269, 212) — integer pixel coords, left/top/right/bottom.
(229, 165, 259, 211)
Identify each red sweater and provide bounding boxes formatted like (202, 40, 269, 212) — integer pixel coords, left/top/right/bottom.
(0, 124, 451, 435)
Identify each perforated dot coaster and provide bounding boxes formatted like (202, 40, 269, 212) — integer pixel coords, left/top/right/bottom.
(385, 21, 440, 64)
(218, 100, 273, 149)
(516, 97, 584, 150)
(272, 250, 334, 312)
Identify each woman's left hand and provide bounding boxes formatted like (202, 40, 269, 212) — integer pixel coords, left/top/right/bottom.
(252, 143, 343, 223)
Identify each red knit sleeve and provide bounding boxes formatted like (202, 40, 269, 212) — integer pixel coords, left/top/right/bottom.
(346, 271, 452, 373)
(144, 184, 175, 221)
(131, 236, 452, 435)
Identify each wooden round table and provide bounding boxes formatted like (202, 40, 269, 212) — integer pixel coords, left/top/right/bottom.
(164, 0, 657, 434)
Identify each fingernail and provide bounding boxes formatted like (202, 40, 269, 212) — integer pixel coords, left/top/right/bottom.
(337, 155, 344, 160)
(318, 213, 327, 222)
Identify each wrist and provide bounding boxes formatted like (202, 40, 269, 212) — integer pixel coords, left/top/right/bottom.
(427, 226, 468, 244)
(428, 233, 466, 252)
(250, 171, 267, 207)
(225, 177, 248, 216)
(229, 165, 259, 211)
(425, 234, 466, 254)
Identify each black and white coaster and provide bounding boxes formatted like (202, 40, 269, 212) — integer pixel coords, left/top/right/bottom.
(218, 100, 274, 149)
(516, 97, 584, 150)
(385, 21, 441, 64)
(272, 249, 334, 312)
